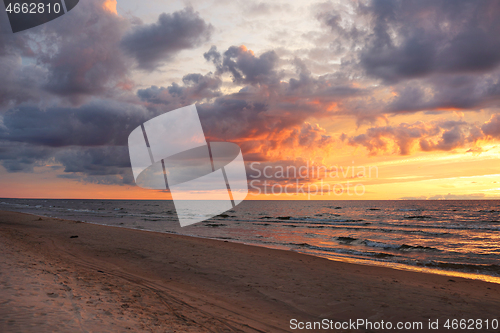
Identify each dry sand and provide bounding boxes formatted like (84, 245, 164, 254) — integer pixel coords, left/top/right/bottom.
(0, 210, 499, 332)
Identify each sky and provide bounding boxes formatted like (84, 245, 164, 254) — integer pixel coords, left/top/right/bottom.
(0, 0, 500, 200)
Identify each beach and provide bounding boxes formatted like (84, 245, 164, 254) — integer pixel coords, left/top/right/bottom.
(1, 210, 499, 332)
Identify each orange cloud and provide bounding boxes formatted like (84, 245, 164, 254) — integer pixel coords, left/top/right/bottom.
(239, 45, 254, 55)
(102, 0, 117, 15)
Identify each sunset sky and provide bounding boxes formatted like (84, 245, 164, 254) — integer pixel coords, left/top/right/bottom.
(1, 0, 500, 200)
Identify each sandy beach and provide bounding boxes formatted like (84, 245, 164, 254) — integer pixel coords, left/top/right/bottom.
(0, 210, 499, 332)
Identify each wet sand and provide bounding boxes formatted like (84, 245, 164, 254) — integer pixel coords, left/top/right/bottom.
(1, 210, 499, 332)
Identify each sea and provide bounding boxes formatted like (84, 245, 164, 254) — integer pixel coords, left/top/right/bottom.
(1, 199, 499, 283)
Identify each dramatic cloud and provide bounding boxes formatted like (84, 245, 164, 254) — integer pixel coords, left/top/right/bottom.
(0, 101, 150, 147)
(197, 98, 335, 161)
(0, 12, 43, 106)
(121, 8, 213, 70)
(1, 3, 213, 106)
(0, 142, 133, 184)
(347, 120, 484, 155)
(315, 0, 500, 118)
(137, 73, 221, 106)
(0, 100, 147, 180)
(137, 47, 344, 161)
(0, 141, 53, 172)
(359, 0, 500, 83)
(55, 146, 134, 184)
(38, 0, 130, 102)
(481, 114, 500, 139)
(2, 0, 500, 191)
(387, 74, 500, 114)
(0, 0, 132, 106)
(205, 45, 281, 85)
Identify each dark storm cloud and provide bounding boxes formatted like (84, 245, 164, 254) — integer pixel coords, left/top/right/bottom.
(55, 146, 133, 185)
(285, 58, 365, 100)
(388, 74, 500, 113)
(0, 0, 134, 106)
(137, 73, 221, 106)
(0, 101, 150, 147)
(0, 141, 133, 184)
(315, 2, 368, 59)
(1, 2, 213, 106)
(0, 57, 46, 107)
(359, 0, 500, 83)
(314, 0, 500, 118)
(55, 146, 130, 174)
(203, 46, 221, 65)
(121, 8, 213, 71)
(37, 0, 130, 102)
(0, 141, 53, 172)
(0, 11, 44, 106)
(204, 45, 281, 85)
(0, 0, 144, 177)
(197, 98, 270, 142)
(137, 86, 168, 104)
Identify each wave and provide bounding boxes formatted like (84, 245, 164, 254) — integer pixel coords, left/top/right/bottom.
(217, 214, 234, 218)
(289, 243, 395, 259)
(336, 236, 357, 243)
(256, 216, 365, 224)
(404, 215, 433, 219)
(66, 208, 94, 213)
(0, 202, 30, 208)
(378, 221, 500, 231)
(362, 240, 439, 252)
(204, 223, 226, 227)
(417, 261, 500, 275)
(333, 237, 440, 252)
(314, 213, 341, 217)
(398, 244, 440, 252)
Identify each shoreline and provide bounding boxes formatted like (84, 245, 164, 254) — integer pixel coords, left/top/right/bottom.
(10, 207, 500, 286)
(1, 210, 500, 332)
(79, 217, 500, 285)
(2, 198, 499, 286)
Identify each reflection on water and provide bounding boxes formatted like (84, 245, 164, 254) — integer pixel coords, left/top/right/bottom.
(1, 199, 500, 282)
